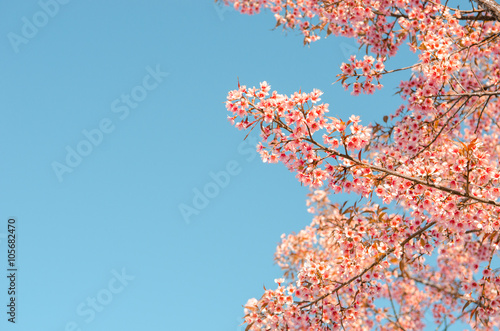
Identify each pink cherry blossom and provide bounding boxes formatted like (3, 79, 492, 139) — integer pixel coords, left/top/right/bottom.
(220, 0, 500, 329)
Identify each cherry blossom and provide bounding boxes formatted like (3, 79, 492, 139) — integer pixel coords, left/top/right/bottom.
(221, 0, 500, 329)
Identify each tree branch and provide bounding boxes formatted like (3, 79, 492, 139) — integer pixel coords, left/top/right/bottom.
(473, 0, 500, 21)
(307, 138, 500, 208)
(299, 221, 437, 309)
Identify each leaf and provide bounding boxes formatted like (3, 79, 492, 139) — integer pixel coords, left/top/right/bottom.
(243, 305, 257, 312)
(383, 115, 388, 123)
(462, 300, 471, 313)
(340, 201, 348, 213)
(245, 322, 255, 331)
(469, 307, 477, 322)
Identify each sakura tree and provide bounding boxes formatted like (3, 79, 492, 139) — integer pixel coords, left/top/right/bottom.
(220, 0, 500, 329)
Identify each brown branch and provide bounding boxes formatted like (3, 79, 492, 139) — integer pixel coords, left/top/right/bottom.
(373, 8, 496, 22)
(245, 100, 500, 208)
(403, 275, 486, 309)
(387, 285, 407, 331)
(299, 221, 437, 309)
(308, 138, 500, 207)
(411, 96, 471, 160)
(473, 0, 500, 21)
(432, 91, 500, 98)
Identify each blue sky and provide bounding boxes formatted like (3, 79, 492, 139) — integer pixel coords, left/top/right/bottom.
(0, 1, 417, 330)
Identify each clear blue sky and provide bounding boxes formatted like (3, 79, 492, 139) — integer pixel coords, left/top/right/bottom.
(0, 1, 416, 330)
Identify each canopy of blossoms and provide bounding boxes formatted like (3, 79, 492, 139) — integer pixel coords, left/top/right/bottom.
(221, 0, 500, 329)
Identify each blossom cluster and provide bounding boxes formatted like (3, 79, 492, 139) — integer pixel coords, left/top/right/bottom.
(220, 0, 500, 329)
